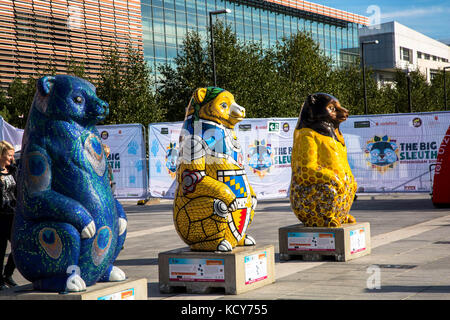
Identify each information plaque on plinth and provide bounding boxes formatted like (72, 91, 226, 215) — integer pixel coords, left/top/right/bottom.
(0, 278, 148, 300)
(279, 222, 371, 262)
(159, 245, 275, 295)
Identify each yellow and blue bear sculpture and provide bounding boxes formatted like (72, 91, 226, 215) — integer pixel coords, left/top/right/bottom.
(174, 87, 257, 252)
(290, 93, 357, 227)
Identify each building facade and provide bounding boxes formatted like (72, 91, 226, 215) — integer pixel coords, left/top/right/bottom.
(359, 21, 450, 86)
(140, 0, 369, 81)
(0, 0, 143, 88)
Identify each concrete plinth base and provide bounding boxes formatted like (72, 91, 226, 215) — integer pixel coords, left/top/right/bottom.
(159, 245, 275, 295)
(279, 222, 371, 262)
(0, 278, 148, 300)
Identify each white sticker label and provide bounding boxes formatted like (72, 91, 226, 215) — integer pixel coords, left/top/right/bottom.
(244, 251, 268, 285)
(350, 228, 366, 254)
(98, 288, 135, 300)
(287, 232, 335, 251)
(169, 258, 225, 282)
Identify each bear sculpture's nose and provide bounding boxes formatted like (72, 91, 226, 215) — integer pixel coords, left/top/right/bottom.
(230, 102, 245, 118)
(98, 100, 109, 115)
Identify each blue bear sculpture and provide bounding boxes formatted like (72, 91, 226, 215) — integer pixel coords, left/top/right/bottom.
(11, 75, 128, 292)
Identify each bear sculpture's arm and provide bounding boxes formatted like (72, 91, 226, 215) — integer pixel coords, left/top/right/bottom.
(292, 130, 344, 191)
(178, 157, 238, 215)
(22, 144, 96, 239)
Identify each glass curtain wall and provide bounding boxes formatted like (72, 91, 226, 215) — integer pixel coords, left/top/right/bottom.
(141, 0, 361, 82)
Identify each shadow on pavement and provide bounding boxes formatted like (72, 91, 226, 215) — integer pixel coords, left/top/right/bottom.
(366, 285, 450, 293)
(114, 258, 159, 266)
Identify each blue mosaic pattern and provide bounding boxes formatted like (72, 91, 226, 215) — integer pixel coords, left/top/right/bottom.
(11, 75, 127, 292)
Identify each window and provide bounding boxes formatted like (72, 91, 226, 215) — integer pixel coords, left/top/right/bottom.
(400, 47, 412, 63)
(417, 51, 422, 59)
(430, 69, 439, 80)
(424, 53, 430, 60)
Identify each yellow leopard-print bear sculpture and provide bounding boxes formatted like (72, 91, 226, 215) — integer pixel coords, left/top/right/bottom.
(173, 87, 257, 252)
(290, 93, 357, 227)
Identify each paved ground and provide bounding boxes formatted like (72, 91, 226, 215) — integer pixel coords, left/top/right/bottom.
(3, 193, 450, 301)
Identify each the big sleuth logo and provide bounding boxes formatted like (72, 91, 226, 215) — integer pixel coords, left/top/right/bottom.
(365, 135, 399, 172)
(398, 141, 438, 163)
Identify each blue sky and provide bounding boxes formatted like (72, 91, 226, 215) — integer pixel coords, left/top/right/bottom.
(314, 0, 450, 42)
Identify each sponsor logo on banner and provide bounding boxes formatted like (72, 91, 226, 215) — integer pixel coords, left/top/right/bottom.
(412, 117, 422, 128)
(267, 121, 280, 133)
(365, 135, 399, 172)
(247, 140, 273, 178)
(239, 124, 252, 131)
(354, 121, 370, 128)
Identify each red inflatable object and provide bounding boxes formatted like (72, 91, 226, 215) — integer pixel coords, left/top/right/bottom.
(432, 124, 450, 207)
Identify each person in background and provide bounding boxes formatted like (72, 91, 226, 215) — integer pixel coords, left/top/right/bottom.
(0, 140, 18, 290)
(103, 144, 116, 194)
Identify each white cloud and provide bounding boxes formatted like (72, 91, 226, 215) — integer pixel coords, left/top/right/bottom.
(380, 6, 449, 20)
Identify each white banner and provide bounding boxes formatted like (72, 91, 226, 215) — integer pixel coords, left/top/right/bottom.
(0, 118, 148, 199)
(97, 124, 148, 199)
(148, 122, 183, 198)
(148, 111, 450, 199)
(0, 116, 24, 152)
(341, 112, 449, 193)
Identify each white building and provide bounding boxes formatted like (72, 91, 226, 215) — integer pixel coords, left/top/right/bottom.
(359, 21, 450, 86)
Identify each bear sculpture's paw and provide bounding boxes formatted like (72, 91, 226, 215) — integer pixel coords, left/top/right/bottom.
(119, 218, 127, 236)
(251, 196, 257, 211)
(345, 214, 356, 224)
(66, 274, 86, 292)
(213, 199, 229, 218)
(217, 240, 233, 252)
(109, 266, 126, 282)
(81, 221, 96, 239)
(243, 235, 256, 246)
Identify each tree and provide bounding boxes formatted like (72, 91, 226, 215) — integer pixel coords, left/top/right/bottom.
(430, 71, 450, 110)
(96, 43, 163, 125)
(157, 21, 335, 121)
(0, 89, 10, 122)
(157, 31, 211, 122)
(388, 69, 432, 113)
(3, 77, 36, 128)
(66, 57, 88, 79)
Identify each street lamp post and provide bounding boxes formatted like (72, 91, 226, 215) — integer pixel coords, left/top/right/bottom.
(444, 66, 450, 110)
(209, 9, 231, 87)
(361, 39, 379, 115)
(406, 68, 412, 113)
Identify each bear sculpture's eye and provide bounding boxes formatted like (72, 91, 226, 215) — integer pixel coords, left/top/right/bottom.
(74, 96, 83, 104)
(220, 102, 228, 109)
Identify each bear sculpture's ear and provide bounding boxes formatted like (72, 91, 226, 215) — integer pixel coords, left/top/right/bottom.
(37, 76, 55, 96)
(193, 88, 207, 104)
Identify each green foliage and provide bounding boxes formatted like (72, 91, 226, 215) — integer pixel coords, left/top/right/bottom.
(0, 77, 36, 128)
(2, 23, 449, 130)
(156, 31, 211, 122)
(157, 22, 450, 121)
(96, 44, 164, 125)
